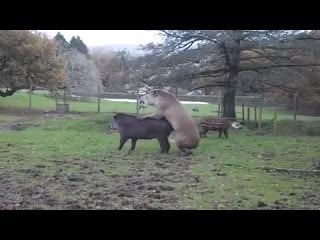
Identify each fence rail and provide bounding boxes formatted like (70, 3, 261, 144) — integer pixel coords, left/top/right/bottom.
(94, 92, 264, 106)
(20, 88, 320, 123)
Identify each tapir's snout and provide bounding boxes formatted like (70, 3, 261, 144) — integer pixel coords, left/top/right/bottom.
(231, 121, 243, 129)
(109, 118, 119, 131)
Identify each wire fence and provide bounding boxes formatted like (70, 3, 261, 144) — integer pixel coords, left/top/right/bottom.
(7, 86, 320, 126)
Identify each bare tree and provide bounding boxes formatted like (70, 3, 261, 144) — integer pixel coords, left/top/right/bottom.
(136, 30, 320, 117)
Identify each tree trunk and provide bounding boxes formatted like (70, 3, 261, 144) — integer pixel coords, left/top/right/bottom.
(220, 32, 241, 118)
(222, 87, 236, 118)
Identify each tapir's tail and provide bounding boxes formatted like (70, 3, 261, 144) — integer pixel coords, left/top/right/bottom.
(169, 132, 176, 143)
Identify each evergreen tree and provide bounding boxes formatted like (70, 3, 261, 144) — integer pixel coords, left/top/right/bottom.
(70, 36, 89, 56)
(54, 32, 69, 54)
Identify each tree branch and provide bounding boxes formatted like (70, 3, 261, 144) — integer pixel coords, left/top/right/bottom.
(293, 36, 320, 41)
(175, 72, 227, 85)
(262, 82, 295, 93)
(169, 39, 199, 52)
(127, 68, 156, 86)
(241, 45, 296, 51)
(191, 83, 227, 91)
(198, 68, 230, 76)
(240, 55, 295, 62)
(238, 63, 320, 72)
(243, 49, 281, 64)
(161, 31, 219, 46)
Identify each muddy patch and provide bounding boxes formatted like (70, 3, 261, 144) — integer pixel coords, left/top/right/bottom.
(0, 153, 200, 209)
(0, 112, 62, 133)
(299, 190, 320, 209)
(103, 156, 198, 210)
(0, 122, 30, 132)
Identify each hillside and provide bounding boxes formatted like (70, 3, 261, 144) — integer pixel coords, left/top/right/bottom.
(89, 44, 144, 55)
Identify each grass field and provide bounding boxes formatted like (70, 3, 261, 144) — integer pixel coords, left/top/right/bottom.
(0, 109, 319, 209)
(1, 90, 320, 121)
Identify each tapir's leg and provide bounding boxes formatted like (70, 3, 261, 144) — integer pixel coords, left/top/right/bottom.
(224, 129, 228, 138)
(218, 130, 223, 138)
(118, 137, 128, 150)
(165, 139, 170, 153)
(157, 137, 168, 153)
(129, 138, 137, 153)
(158, 138, 166, 153)
(162, 138, 170, 153)
(199, 127, 208, 138)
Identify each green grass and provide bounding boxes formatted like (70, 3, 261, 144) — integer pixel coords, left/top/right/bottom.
(1, 91, 320, 121)
(0, 114, 17, 123)
(1, 112, 319, 209)
(182, 130, 320, 209)
(0, 92, 56, 111)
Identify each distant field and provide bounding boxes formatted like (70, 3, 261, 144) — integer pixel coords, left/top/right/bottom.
(1, 90, 320, 121)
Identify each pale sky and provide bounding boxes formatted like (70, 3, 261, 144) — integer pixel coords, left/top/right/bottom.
(38, 30, 162, 47)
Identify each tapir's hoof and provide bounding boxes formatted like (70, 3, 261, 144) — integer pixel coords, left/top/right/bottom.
(179, 150, 193, 157)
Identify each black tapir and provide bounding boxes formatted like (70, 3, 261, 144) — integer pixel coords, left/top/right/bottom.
(110, 113, 173, 153)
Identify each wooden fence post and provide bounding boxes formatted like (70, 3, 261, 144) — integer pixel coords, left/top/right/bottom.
(29, 84, 32, 110)
(242, 104, 245, 123)
(273, 111, 277, 135)
(217, 89, 222, 117)
(258, 107, 262, 129)
(97, 85, 101, 113)
(247, 107, 250, 122)
(293, 90, 298, 120)
(136, 91, 140, 116)
(254, 106, 257, 122)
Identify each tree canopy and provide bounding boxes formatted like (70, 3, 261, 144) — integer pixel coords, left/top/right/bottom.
(0, 30, 65, 97)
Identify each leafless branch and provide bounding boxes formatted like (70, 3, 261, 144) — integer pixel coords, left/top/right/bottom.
(127, 68, 152, 86)
(241, 45, 296, 51)
(161, 31, 219, 45)
(191, 83, 228, 91)
(293, 36, 320, 41)
(262, 82, 295, 93)
(238, 63, 320, 72)
(243, 49, 280, 64)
